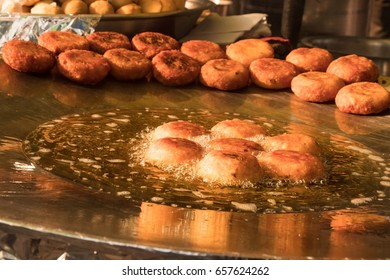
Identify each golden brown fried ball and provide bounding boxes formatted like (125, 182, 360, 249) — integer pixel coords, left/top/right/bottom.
(249, 57, 299, 89)
(57, 49, 111, 85)
(151, 50, 200, 86)
(257, 150, 325, 181)
(226, 38, 274, 67)
(335, 82, 390, 115)
(140, 0, 177, 13)
(291, 71, 345, 103)
(131, 31, 180, 58)
(286, 47, 334, 72)
(103, 48, 152, 80)
(198, 150, 263, 185)
(261, 133, 321, 156)
(180, 40, 226, 65)
(116, 3, 142, 14)
(89, 0, 114, 14)
(38, 30, 90, 55)
(152, 120, 209, 140)
(2, 39, 56, 74)
(30, 1, 63, 14)
(86, 31, 132, 54)
(211, 119, 266, 139)
(326, 54, 379, 84)
(62, 0, 88, 14)
(199, 59, 250, 91)
(145, 137, 203, 167)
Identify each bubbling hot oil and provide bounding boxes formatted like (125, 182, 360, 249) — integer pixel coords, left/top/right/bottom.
(22, 108, 389, 213)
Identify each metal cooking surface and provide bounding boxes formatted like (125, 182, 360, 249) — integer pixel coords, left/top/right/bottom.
(1, 60, 390, 259)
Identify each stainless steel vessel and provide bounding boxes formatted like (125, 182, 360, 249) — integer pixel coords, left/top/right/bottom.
(300, 0, 372, 37)
(96, 0, 214, 38)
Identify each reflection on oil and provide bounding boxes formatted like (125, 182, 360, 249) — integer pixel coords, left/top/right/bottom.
(326, 209, 390, 233)
(51, 81, 106, 108)
(324, 209, 390, 259)
(136, 202, 390, 259)
(289, 94, 330, 126)
(198, 89, 247, 113)
(334, 109, 381, 135)
(0, 62, 51, 97)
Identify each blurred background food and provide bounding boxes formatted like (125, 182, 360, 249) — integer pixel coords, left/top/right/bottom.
(0, 0, 214, 40)
(0, 0, 187, 15)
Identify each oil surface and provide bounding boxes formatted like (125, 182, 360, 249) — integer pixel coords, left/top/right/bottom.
(22, 108, 389, 213)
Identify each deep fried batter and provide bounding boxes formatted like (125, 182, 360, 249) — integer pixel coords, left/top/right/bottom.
(103, 48, 151, 80)
(57, 49, 111, 85)
(2, 39, 56, 74)
(151, 50, 200, 86)
(38, 30, 90, 55)
(86, 31, 132, 54)
(131, 31, 180, 58)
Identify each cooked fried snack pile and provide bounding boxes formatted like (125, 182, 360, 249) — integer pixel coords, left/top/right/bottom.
(1, 29, 389, 115)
